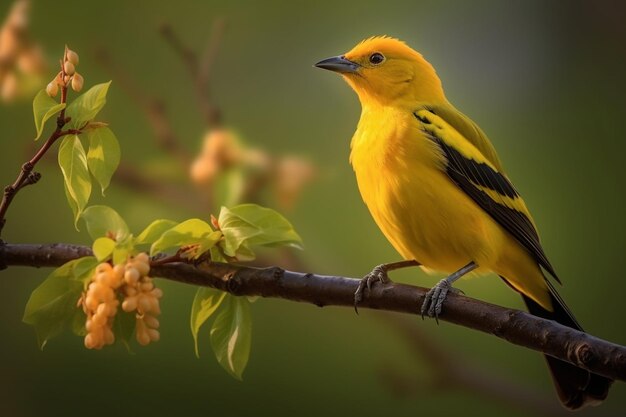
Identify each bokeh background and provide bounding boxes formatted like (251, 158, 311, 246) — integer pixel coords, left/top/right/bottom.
(1, 1, 625, 416)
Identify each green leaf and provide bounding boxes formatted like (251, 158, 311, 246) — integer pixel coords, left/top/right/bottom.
(32, 89, 66, 140)
(196, 231, 223, 258)
(86, 127, 120, 195)
(136, 219, 178, 245)
(81, 205, 129, 241)
(92, 237, 116, 261)
(72, 256, 99, 287)
(112, 246, 130, 265)
(190, 287, 227, 357)
(210, 295, 252, 380)
(58, 135, 91, 224)
(23, 259, 87, 349)
(209, 246, 227, 263)
(66, 81, 111, 129)
(71, 305, 88, 337)
(218, 204, 303, 258)
(113, 233, 135, 265)
(63, 181, 79, 229)
(113, 309, 136, 353)
(150, 218, 219, 258)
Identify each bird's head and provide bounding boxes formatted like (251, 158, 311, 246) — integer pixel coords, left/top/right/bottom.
(315, 36, 445, 107)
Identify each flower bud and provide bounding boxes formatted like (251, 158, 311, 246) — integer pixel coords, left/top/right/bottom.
(135, 253, 150, 264)
(144, 315, 160, 329)
(125, 286, 137, 297)
(137, 330, 150, 346)
(138, 294, 152, 313)
(124, 268, 140, 285)
(84, 333, 97, 349)
(96, 263, 112, 274)
(71, 72, 84, 92)
(63, 61, 75, 76)
(148, 329, 160, 342)
(136, 319, 150, 346)
(85, 295, 99, 311)
(46, 81, 59, 97)
(134, 260, 150, 276)
(92, 311, 107, 326)
(122, 297, 137, 312)
(103, 327, 115, 345)
(66, 49, 79, 65)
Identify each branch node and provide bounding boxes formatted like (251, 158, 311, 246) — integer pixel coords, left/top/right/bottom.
(271, 266, 284, 281)
(575, 343, 595, 366)
(28, 172, 41, 184)
(226, 273, 242, 295)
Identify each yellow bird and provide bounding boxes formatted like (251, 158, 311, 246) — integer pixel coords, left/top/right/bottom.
(315, 36, 612, 409)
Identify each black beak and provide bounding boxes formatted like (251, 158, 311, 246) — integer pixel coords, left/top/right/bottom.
(314, 55, 359, 73)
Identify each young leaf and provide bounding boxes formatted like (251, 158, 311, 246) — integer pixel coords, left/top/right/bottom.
(72, 256, 99, 286)
(113, 233, 135, 265)
(190, 287, 227, 357)
(81, 205, 129, 241)
(71, 305, 88, 337)
(86, 127, 120, 195)
(136, 219, 178, 245)
(23, 259, 86, 349)
(58, 135, 91, 223)
(112, 246, 130, 265)
(196, 231, 223, 258)
(113, 310, 137, 353)
(218, 204, 303, 257)
(63, 181, 79, 229)
(92, 237, 116, 261)
(66, 257, 99, 334)
(66, 81, 111, 129)
(32, 89, 66, 140)
(209, 246, 227, 263)
(210, 295, 252, 380)
(150, 218, 216, 257)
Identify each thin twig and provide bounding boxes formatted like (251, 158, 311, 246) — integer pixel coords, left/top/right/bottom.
(198, 17, 226, 92)
(1, 242, 625, 382)
(0, 58, 72, 237)
(159, 21, 223, 126)
(94, 47, 191, 168)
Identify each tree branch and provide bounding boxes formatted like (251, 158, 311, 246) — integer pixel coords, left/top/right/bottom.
(0, 75, 71, 237)
(159, 21, 223, 126)
(1, 242, 624, 382)
(94, 47, 192, 168)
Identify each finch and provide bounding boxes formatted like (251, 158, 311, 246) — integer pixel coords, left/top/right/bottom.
(315, 36, 612, 409)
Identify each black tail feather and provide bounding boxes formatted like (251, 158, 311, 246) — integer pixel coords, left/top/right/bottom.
(520, 288, 612, 409)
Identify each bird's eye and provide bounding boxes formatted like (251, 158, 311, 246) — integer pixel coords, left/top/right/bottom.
(369, 52, 385, 65)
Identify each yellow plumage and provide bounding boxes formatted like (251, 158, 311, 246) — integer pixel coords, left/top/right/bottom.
(343, 37, 550, 308)
(315, 35, 612, 409)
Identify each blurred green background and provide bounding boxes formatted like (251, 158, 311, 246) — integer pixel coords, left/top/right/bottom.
(1, 0, 625, 416)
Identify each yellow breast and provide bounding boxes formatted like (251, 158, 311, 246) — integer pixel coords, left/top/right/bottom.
(349, 106, 503, 273)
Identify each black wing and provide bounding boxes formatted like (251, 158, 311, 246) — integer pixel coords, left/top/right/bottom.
(414, 109, 560, 282)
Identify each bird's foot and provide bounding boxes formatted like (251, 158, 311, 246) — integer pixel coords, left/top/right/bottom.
(354, 264, 392, 313)
(420, 278, 463, 322)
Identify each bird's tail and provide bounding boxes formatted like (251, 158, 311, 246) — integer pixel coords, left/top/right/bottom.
(519, 281, 612, 409)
